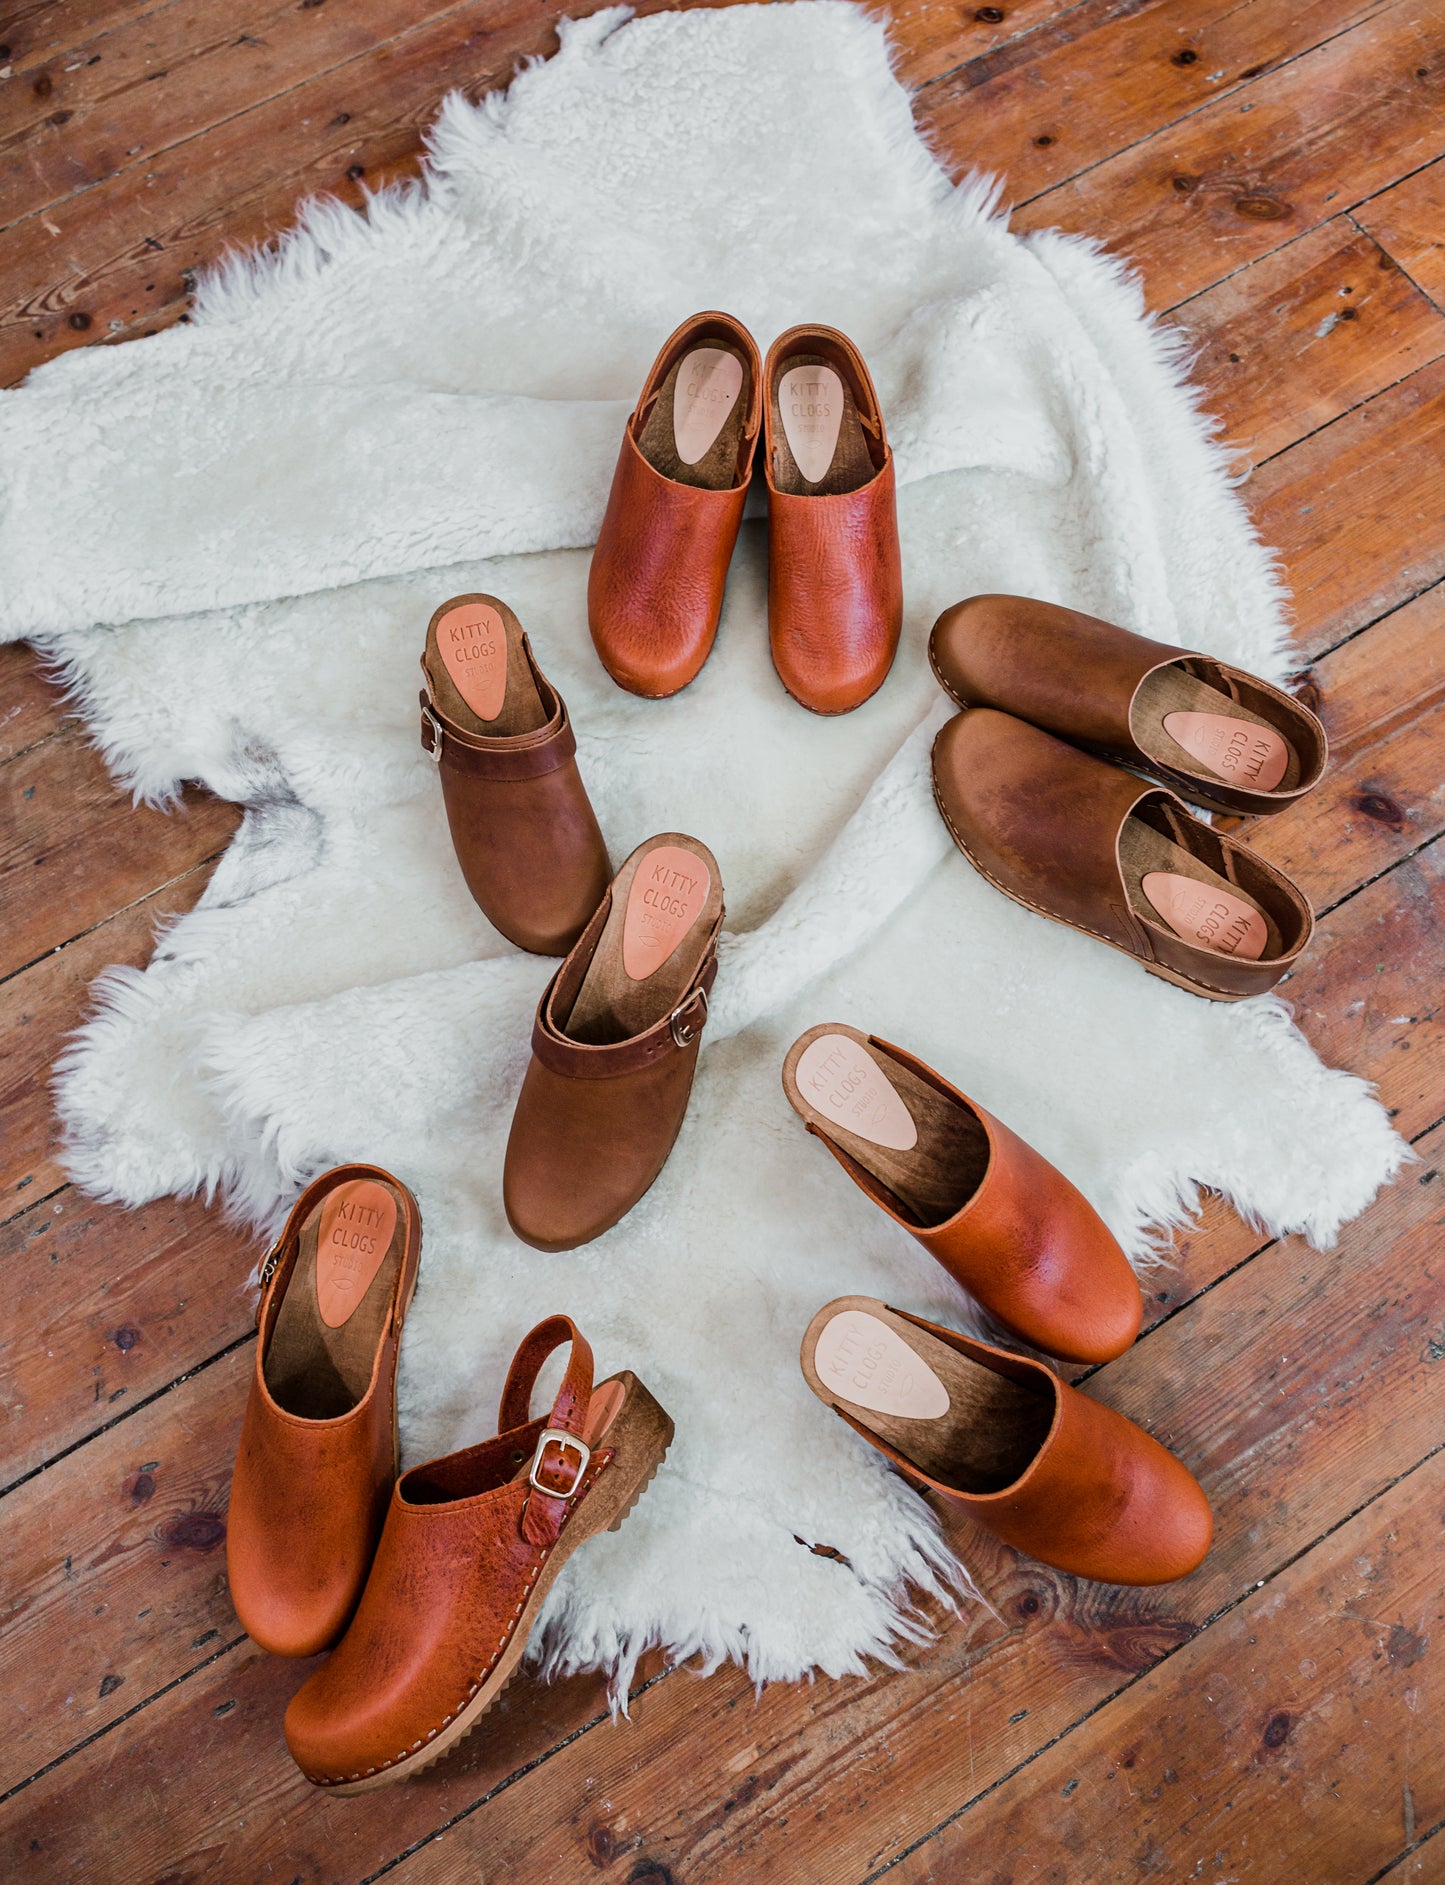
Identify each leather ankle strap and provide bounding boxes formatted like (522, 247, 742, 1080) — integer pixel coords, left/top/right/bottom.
(531, 939, 719, 1080)
(419, 687, 578, 780)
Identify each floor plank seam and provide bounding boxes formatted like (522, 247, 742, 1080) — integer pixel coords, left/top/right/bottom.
(996, 2, 1405, 218)
(0, 0, 513, 246)
(853, 1435, 1445, 1885)
(1346, 208, 1445, 320)
(902, 0, 1101, 105)
(0, 1327, 255, 1503)
(0, 1631, 248, 1811)
(353, 1666, 678, 1885)
(0, 845, 233, 991)
(0, 1179, 69, 1234)
(1249, 346, 1445, 475)
(1364, 1815, 1445, 1885)
(1307, 572, 1445, 667)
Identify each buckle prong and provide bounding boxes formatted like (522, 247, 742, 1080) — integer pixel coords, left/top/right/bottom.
(529, 1428, 590, 1499)
(669, 985, 708, 1049)
(421, 702, 445, 764)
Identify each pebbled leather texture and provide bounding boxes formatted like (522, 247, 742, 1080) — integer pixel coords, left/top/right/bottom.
(811, 1036, 1142, 1363)
(825, 1305, 1213, 1585)
(226, 1165, 423, 1659)
(284, 1317, 619, 1786)
(764, 325, 902, 715)
(930, 593, 1328, 816)
(503, 889, 722, 1252)
(931, 707, 1314, 1001)
(421, 625, 611, 958)
(588, 311, 761, 698)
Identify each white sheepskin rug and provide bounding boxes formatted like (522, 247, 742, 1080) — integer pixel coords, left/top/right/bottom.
(0, 2, 1404, 1688)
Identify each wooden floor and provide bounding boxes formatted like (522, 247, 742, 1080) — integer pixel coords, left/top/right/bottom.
(2, 1, 1443, 1879)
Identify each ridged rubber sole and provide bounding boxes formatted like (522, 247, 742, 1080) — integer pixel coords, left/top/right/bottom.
(317, 1374, 672, 1795)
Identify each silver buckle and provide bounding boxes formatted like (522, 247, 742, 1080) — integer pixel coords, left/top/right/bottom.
(257, 1237, 284, 1288)
(669, 985, 708, 1048)
(529, 1428, 590, 1498)
(421, 702, 445, 763)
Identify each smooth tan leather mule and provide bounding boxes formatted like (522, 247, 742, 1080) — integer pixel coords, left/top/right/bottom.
(932, 707, 1314, 1001)
(589, 312, 762, 698)
(284, 1315, 673, 1791)
(421, 593, 611, 956)
(782, 1025, 1141, 1363)
(763, 324, 902, 715)
(227, 1166, 423, 1657)
(801, 1297, 1212, 1585)
(504, 832, 723, 1251)
(930, 594, 1327, 819)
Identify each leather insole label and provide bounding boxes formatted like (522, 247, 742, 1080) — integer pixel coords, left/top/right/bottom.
(672, 347, 744, 465)
(622, 845, 711, 981)
(780, 364, 845, 484)
(1142, 872, 1269, 961)
(1163, 710, 1289, 793)
(314, 1179, 398, 1328)
(436, 601, 508, 721)
(794, 1034, 918, 1151)
(813, 1309, 949, 1419)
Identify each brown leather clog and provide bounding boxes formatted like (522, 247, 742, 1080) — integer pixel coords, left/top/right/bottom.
(421, 593, 611, 956)
(782, 1025, 1142, 1364)
(930, 594, 1327, 818)
(932, 707, 1314, 1001)
(284, 1314, 673, 1792)
(763, 325, 902, 715)
(801, 1298, 1212, 1585)
(504, 832, 723, 1251)
(227, 1165, 423, 1658)
(588, 312, 762, 698)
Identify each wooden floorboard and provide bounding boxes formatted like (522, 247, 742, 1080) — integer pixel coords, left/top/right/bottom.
(1, 1, 1442, 1879)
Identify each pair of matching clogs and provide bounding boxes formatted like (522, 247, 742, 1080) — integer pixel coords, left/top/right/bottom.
(227, 1169, 671, 1792)
(930, 596, 1328, 1001)
(590, 311, 903, 714)
(418, 595, 722, 1250)
(781, 1027, 1212, 1586)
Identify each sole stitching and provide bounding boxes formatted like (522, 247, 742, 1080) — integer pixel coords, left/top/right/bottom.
(929, 773, 1254, 1001)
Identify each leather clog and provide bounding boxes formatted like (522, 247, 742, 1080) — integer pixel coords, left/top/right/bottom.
(932, 707, 1314, 1001)
(763, 324, 902, 714)
(421, 593, 611, 956)
(930, 593, 1327, 818)
(284, 1315, 673, 1791)
(588, 312, 762, 698)
(227, 1165, 423, 1658)
(504, 832, 723, 1251)
(801, 1297, 1212, 1585)
(782, 1025, 1142, 1363)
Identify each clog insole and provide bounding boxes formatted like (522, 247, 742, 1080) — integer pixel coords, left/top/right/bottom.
(637, 345, 750, 491)
(802, 1298, 1053, 1494)
(782, 1023, 989, 1228)
(770, 353, 876, 497)
(1119, 813, 1280, 963)
(423, 595, 548, 738)
(264, 1178, 407, 1420)
(1132, 665, 1297, 794)
(565, 833, 723, 1046)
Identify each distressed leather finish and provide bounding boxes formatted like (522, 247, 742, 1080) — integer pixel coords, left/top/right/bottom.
(588, 311, 761, 697)
(503, 890, 722, 1252)
(764, 325, 902, 715)
(826, 1306, 1213, 1584)
(226, 1166, 422, 1658)
(930, 593, 1327, 816)
(421, 634, 610, 957)
(932, 707, 1314, 1001)
(284, 1317, 616, 1787)
(809, 1036, 1142, 1363)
